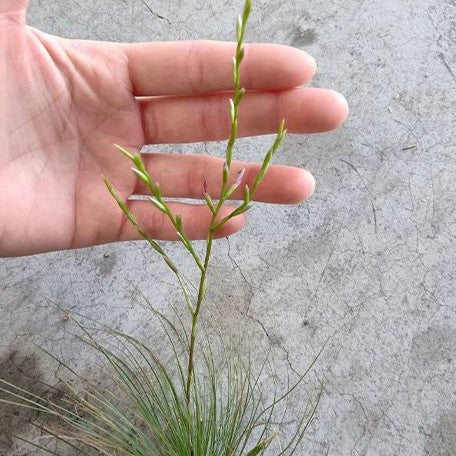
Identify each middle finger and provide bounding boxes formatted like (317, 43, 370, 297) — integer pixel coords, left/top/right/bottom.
(139, 87, 348, 145)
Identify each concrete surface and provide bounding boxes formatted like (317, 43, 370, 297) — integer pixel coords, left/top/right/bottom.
(1, 0, 456, 454)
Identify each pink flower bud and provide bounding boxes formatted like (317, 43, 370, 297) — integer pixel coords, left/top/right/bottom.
(236, 168, 246, 187)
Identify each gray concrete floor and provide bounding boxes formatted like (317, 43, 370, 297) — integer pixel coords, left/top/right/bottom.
(1, 0, 456, 454)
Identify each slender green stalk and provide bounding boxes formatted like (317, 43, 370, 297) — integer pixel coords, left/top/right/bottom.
(185, 234, 212, 404)
(185, 0, 256, 406)
(105, 0, 287, 411)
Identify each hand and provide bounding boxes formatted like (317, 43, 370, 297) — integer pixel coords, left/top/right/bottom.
(0, 1, 348, 257)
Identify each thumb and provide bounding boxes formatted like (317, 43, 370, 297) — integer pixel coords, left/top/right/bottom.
(0, 0, 29, 22)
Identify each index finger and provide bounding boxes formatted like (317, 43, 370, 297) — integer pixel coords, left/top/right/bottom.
(123, 41, 317, 96)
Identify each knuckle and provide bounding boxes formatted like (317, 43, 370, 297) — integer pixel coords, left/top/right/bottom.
(199, 95, 226, 141)
(185, 42, 206, 93)
(186, 157, 205, 198)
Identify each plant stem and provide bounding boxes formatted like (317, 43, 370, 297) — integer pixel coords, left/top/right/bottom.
(185, 235, 214, 404)
(107, 0, 284, 413)
(185, 0, 252, 407)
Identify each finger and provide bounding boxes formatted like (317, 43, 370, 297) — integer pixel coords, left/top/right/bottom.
(124, 41, 316, 96)
(137, 154, 315, 204)
(117, 201, 245, 241)
(0, 0, 29, 11)
(140, 87, 348, 144)
(0, 0, 29, 21)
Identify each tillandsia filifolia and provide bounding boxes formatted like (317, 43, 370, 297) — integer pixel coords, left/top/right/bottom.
(0, 1, 321, 454)
(103, 0, 286, 410)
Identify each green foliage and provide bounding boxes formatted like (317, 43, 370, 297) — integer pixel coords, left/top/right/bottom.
(104, 0, 287, 412)
(0, 1, 322, 454)
(0, 305, 320, 455)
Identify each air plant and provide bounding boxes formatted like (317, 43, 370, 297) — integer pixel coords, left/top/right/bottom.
(0, 1, 321, 454)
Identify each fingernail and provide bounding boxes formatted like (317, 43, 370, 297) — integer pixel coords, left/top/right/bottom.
(308, 55, 317, 75)
(333, 91, 349, 111)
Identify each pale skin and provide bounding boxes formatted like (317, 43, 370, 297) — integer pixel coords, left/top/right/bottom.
(0, 0, 348, 257)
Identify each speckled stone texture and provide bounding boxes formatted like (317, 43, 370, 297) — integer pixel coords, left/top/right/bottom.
(1, 0, 455, 455)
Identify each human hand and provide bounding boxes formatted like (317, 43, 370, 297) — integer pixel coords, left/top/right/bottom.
(0, 1, 348, 257)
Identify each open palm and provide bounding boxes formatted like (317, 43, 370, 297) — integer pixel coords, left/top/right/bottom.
(0, 1, 348, 257)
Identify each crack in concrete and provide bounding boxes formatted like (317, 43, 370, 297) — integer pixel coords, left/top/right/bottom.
(234, 307, 301, 378)
(438, 52, 456, 85)
(340, 159, 378, 235)
(226, 237, 256, 314)
(225, 239, 304, 378)
(314, 221, 344, 299)
(140, 0, 171, 24)
(427, 10, 456, 86)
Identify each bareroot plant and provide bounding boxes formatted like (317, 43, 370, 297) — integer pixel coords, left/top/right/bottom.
(0, 1, 322, 454)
